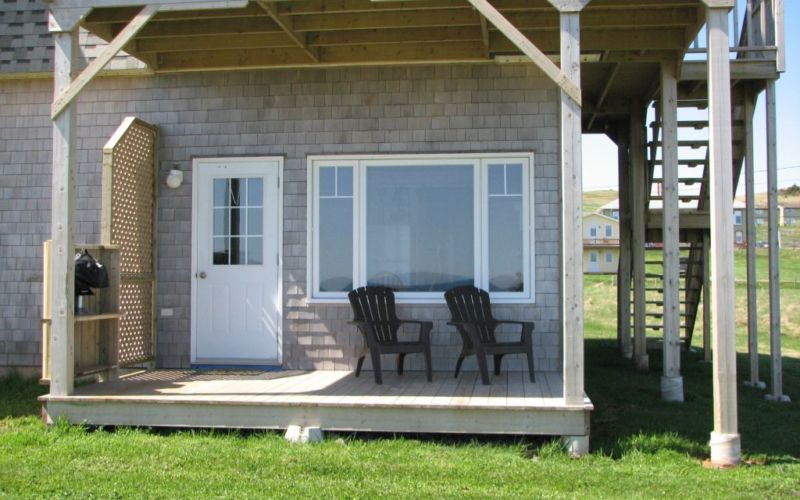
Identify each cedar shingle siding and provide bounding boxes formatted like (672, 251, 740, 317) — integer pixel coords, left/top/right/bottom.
(0, 5, 564, 374)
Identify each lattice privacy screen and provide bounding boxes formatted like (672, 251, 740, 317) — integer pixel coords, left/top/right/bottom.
(102, 117, 158, 366)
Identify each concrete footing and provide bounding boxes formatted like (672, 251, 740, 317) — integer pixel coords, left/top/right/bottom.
(563, 435, 590, 457)
(284, 425, 324, 444)
(765, 394, 791, 403)
(709, 431, 741, 467)
(660, 376, 684, 402)
(635, 354, 649, 371)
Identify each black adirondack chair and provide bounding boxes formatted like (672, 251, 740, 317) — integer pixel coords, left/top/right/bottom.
(444, 286, 535, 385)
(348, 286, 433, 385)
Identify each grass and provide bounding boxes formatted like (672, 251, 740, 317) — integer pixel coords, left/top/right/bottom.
(1, 256, 799, 497)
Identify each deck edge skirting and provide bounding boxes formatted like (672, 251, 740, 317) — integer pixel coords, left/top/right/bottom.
(42, 400, 591, 436)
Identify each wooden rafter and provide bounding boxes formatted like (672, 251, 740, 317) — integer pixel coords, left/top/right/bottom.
(478, 14, 490, 57)
(586, 62, 619, 130)
(255, 1, 319, 62)
(466, 0, 581, 105)
(52, 4, 160, 119)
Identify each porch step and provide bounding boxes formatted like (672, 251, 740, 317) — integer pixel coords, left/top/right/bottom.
(649, 120, 708, 130)
(650, 195, 702, 202)
(652, 159, 707, 168)
(648, 140, 709, 149)
(651, 177, 705, 186)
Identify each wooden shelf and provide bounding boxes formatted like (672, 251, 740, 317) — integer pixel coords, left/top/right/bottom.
(75, 312, 122, 323)
(76, 364, 119, 378)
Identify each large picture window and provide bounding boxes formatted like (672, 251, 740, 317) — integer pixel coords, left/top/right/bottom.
(308, 154, 534, 302)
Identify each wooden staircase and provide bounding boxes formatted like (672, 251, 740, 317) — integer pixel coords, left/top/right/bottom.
(633, 86, 749, 349)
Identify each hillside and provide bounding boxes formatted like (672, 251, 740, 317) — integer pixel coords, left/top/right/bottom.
(583, 189, 618, 215)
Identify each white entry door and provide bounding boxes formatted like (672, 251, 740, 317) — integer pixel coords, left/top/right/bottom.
(588, 251, 600, 273)
(192, 158, 282, 365)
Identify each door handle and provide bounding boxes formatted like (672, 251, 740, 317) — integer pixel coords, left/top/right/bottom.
(197, 271, 207, 279)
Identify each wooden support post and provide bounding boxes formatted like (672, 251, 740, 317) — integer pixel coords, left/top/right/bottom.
(660, 62, 683, 402)
(764, 80, 790, 403)
(48, 22, 79, 397)
(742, 89, 765, 389)
(558, 10, 584, 409)
(630, 103, 649, 370)
(616, 125, 633, 359)
(775, 0, 785, 72)
(706, 6, 741, 467)
(702, 231, 711, 363)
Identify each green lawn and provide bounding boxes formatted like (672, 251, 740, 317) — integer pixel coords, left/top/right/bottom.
(1, 260, 799, 497)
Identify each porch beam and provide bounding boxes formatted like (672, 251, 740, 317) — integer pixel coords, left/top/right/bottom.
(742, 88, 764, 389)
(764, 80, 790, 403)
(660, 61, 683, 402)
(558, 9, 585, 413)
(51, 4, 160, 119)
(255, 1, 319, 62)
(466, 0, 582, 105)
(706, 5, 740, 467)
(48, 20, 79, 397)
(630, 102, 649, 370)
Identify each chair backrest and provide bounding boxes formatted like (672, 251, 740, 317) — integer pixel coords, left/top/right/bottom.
(444, 286, 496, 344)
(348, 286, 400, 344)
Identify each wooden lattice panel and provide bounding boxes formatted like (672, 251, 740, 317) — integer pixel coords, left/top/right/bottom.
(117, 280, 154, 363)
(102, 118, 158, 366)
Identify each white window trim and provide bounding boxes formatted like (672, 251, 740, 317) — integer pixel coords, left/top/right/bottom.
(307, 153, 536, 304)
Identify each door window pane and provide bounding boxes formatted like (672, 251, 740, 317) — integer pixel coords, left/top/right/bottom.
(319, 166, 353, 292)
(211, 177, 264, 266)
(247, 237, 263, 265)
(366, 165, 474, 292)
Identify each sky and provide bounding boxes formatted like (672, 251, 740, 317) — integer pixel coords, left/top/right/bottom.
(582, 2, 800, 193)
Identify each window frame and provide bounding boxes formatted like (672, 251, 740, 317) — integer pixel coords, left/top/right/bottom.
(307, 153, 535, 304)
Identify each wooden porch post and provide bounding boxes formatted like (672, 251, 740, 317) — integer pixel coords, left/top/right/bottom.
(742, 88, 765, 389)
(554, 4, 588, 456)
(48, 18, 79, 397)
(764, 80, 790, 403)
(616, 125, 633, 359)
(630, 103, 649, 370)
(706, 5, 741, 466)
(660, 62, 683, 402)
(559, 10, 583, 407)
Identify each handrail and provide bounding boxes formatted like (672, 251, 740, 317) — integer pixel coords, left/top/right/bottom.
(686, 0, 783, 69)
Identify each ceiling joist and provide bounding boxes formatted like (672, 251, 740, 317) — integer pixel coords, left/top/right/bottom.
(256, 1, 319, 62)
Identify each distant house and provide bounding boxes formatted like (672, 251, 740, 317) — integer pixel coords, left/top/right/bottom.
(781, 204, 800, 226)
(583, 213, 619, 274)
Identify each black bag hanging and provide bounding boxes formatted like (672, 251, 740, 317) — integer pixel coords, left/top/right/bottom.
(74, 250, 110, 295)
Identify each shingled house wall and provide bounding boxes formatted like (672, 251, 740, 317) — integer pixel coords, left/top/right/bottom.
(0, 61, 565, 374)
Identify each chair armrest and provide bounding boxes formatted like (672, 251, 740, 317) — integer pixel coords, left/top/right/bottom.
(398, 320, 432, 327)
(494, 320, 534, 343)
(494, 320, 534, 329)
(398, 320, 433, 342)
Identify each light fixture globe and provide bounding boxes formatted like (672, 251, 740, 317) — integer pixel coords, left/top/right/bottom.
(166, 169, 183, 189)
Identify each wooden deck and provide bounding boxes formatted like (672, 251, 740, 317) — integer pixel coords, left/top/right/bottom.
(41, 370, 593, 437)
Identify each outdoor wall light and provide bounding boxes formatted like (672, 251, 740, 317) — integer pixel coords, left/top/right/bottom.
(166, 168, 183, 189)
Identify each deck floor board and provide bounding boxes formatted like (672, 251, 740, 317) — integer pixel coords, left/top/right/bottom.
(59, 369, 579, 410)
